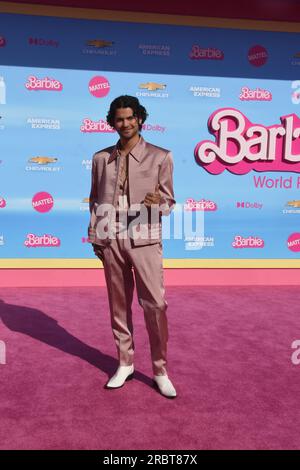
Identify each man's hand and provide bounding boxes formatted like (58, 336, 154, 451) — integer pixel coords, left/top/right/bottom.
(92, 243, 105, 262)
(144, 184, 161, 207)
(88, 227, 104, 262)
(88, 226, 96, 243)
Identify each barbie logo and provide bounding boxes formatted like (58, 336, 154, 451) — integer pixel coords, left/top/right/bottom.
(190, 45, 224, 60)
(287, 233, 300, 252)
(0, 197, 6, 208)
(194, 108, 300, 175)
(32, 191, 54, 212)
(25, 76, 63, 91)
(248, 45, 268, 67)
(184, 198, 217, 211)
(80, 119, 115, 133)
(239, 87, 272, 101)
(24, 233, 61, 247)
(232, 236, 264, 248)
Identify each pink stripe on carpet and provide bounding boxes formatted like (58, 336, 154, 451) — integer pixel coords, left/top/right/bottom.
(1, 268, 300, 287)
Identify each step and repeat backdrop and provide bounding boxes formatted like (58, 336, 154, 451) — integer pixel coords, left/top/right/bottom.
(1, 9, 300, 265)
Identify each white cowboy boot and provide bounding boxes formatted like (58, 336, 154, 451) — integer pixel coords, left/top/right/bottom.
(105, 364, 134, 389)
(153, 375, 177, 398)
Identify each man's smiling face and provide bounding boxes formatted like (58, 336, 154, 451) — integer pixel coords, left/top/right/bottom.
(113, 107, 141, 140)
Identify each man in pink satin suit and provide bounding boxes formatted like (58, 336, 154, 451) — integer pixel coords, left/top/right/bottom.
(88, 95, 176, 398)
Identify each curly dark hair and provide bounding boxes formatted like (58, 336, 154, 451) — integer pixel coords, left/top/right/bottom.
(106, 95, 148, 130)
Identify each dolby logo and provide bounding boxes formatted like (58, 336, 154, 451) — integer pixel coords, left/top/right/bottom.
(236, 201, 263, 210)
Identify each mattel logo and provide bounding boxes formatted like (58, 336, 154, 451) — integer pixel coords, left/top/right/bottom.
(239, 86, 272, 101)
(189, 45, 224, 60)
(24, 233, 61, 247)
(25, 76, 63, 91)
(236, 202, 263, 209)
(232, 235, 264, 248)
(32, 192, 54, 213)
(248, 45, 268, 67)
(80, 119, 115, 133)
(184, 198, 217, 211)
(0, 36, 6, 47)
(287, 233, 300, 252)
(0, 197, 6, 208)
(88, 76, 110, 98)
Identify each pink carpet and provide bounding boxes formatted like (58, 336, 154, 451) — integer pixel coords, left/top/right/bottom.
(0, 285, 300, 450)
